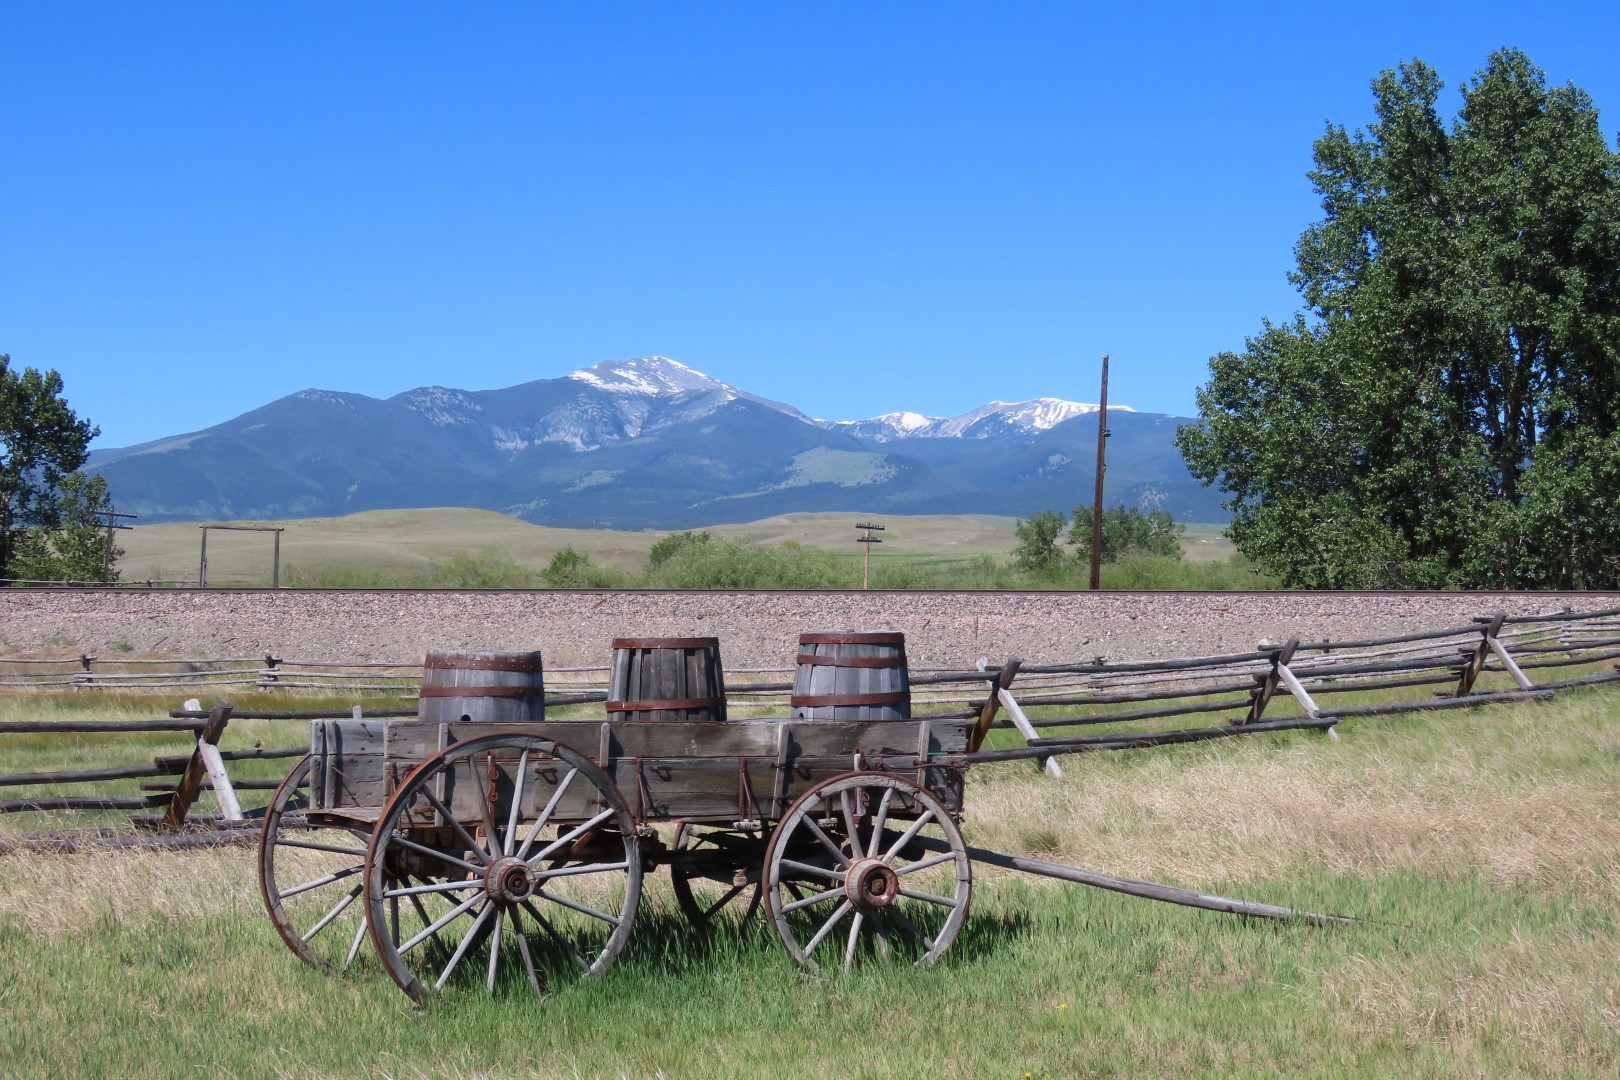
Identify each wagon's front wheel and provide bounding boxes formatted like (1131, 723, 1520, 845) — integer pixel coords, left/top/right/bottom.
(763, 772, 971, 976)
(364, 733, 642, 1002)
(258, 753, 378, 973)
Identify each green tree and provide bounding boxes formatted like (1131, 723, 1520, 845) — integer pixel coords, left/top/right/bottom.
(1070, 505, 1185, 563)
(648, 530, 711, 567)
(1, 355, 109, 583)
(1012, 509, 1069, 572)
(7, 473, 121, 583)
(1177, 50, 1620, 588)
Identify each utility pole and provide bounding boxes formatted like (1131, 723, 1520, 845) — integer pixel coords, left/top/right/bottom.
(1089, 355, 1110, 591)
(99, 509, 136, 586)
(855, 522, 884, 590)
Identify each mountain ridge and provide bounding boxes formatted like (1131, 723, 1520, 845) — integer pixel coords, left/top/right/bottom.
(87, 356, 1224, 526)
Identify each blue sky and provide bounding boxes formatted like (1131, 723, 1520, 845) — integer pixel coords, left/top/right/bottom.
(5, 2, 1618, 449)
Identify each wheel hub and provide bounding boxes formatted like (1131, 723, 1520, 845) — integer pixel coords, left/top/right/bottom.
(843, 857, 900, 909)
(485, 856, 536, 903)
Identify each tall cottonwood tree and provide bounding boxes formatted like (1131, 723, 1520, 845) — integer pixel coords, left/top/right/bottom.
(0, 354, 115, 583)
(1177, 49, 1620, 588)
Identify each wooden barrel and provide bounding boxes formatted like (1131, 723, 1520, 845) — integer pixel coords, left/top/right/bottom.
(791, 631, 911, 721)
(608, 637, 727, 722)
(418, 650, 545, 724)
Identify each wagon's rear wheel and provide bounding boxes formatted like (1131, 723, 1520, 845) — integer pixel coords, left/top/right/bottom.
(364, 733, 642, 1002)
(258, 753, 380, 972)
(763, 772, 971, 976)
(670, 822, 764, 927)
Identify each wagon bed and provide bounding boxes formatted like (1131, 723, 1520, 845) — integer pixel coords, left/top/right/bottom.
(305, 714, 972, 826)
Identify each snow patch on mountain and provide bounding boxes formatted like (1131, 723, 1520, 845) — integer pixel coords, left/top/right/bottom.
(821, 398, 1133, 442)
(568, 356, 727, 397)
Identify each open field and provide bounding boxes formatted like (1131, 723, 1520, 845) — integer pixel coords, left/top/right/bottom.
(113, 509, 1237, 585)
(1, 684, 1618, 1077)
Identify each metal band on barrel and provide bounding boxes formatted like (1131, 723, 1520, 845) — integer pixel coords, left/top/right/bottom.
(422, 655, 543, 673)
(795, 653, 905, 668)
(798, 632, 905, 646)
(610, 637, 721, 650)
(790, 691, 909, 708)
(419, 685, 544, 699)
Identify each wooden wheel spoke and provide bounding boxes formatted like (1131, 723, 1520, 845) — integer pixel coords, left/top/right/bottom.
(781, 885, 844, 915)
(801, 899, 854, 956)
(402, 881, 444, 957)
(382, 879, 480, 900)
(300, 882, 363, 942)
(387, 834, 486, 876)
(433, 902, 495, 991)
(534, 860, 629, 882)
(281, 863, 363, 899)
(515, 766, 579, 861)
(839, 790, 862, 853)
(843, 910, 865, 972)
(503, 751, 530, 856)
(521, 899, 592, 973)
(342, 909, 370, 970)
(777, 857, 841, 881)
(872, 911, 893, 962)
(535, 888, 622, 927)
(278, 838, 369, 858)
(882, 810, 936, 862)
(397, 891, 484, 956)
(802, 815, 852, 867)
(419, 788, 491, 866)
(485, 907, 506, 993)
(894, 851, 958, 876)
(469, 752, 504, 855)
(867, 787, 895, 858)
(524, 808, 615, 866)
(898, 886, 963, 909)
(508, 906, 544, 997)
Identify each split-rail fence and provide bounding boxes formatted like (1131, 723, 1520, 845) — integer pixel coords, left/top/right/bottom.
(1, 604, 1617, 848)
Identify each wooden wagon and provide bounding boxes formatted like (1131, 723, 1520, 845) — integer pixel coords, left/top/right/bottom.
(258, 637, 978, 1001)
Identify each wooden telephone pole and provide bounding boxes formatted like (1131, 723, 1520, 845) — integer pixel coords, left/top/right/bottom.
(855, 522, 884, 589)
(1088, 355, 1110, 590)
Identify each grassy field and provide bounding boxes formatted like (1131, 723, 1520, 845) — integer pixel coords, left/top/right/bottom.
(114, 508, 1239, 586)
(0, 682, 1616, 1077)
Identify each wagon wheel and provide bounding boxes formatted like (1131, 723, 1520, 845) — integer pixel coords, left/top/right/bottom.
(763, 772, 971, 976)
(364, 732, 642, 1002)
(669, 822, 765, 927)
(258, 753, 382, 972)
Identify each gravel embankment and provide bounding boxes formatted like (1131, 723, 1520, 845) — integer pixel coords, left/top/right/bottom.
(3, 589, 1615, 670)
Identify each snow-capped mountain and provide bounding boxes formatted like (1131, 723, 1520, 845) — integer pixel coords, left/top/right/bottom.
(822, 397, 1135, 443)
(87, 356, 1222, 527)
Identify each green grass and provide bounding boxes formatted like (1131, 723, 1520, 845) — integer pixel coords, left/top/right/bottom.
(114, 508, 1265, 590)
(1, 683, 1617, 1077)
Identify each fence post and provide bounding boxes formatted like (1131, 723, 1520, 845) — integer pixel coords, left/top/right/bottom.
(260, 653, 280, 691)
(163, 699, 233, 828)
(1245, 639, 1298, 724)
(74, 653, 96, 692)
(1455, 614, 1506, 697)
(970, 657, 1022, 752)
